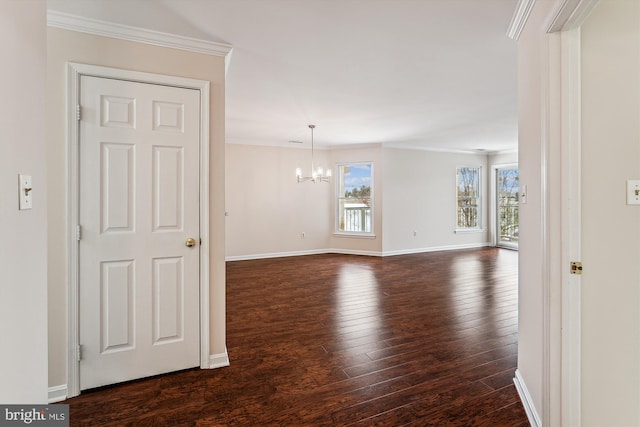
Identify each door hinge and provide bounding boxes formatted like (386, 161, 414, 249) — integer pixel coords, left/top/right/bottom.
(77, 345, 83, 362)
(76, 225, 82, 241)
(570, 261, 583, 275)
(76, 104, 81, 121)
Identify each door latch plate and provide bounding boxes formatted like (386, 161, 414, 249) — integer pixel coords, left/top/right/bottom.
(570, 261, 583, 275)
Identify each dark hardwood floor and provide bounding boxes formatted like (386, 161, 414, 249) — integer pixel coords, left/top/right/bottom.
(65, 248, 528, 426)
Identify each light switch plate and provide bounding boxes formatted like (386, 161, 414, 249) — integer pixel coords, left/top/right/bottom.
(18, 174, 32, 210)
(627, 180, 640, 205)
(520, 185, 527, 205)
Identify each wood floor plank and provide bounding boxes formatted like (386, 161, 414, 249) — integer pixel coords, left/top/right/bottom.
(64, 248, 528, 426)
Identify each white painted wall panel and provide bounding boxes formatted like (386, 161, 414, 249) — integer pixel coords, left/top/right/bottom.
(515, 1, 554, 420)
(581, 2, 640, 424)
(0, 0, 48, 403)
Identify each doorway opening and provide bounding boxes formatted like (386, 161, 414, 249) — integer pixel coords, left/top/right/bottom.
(495, 165, 519, 250)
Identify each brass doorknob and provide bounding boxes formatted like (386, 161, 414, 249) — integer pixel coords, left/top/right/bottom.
(185, 237, 196, 247)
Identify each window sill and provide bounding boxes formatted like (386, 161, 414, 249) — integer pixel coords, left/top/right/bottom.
(333, 232, 377, 239)
(454, 228, 486, 234)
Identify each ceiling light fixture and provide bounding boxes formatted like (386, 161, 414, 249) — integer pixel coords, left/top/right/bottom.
(295, 124, 331, 183)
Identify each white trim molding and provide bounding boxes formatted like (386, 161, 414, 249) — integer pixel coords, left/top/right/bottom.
(546, 0, 600, 33)
(514, 370, 542, 427)
(383, 142, 501, 155)
(209, 349, 230, 369)
(66, 63, 212, 397)
(48, 385, 67, 404)
(507, 0, 536, 40)
(382, 243, 491, 257)
(453, 228, 486, 234)
(226, 249, 330, 262)
(332, 249, 383, 257)
(332, 232, 377, 239)
(225, 243, 494, 262)
(47, 10, 233, 58)
(559, 26, 583, 427)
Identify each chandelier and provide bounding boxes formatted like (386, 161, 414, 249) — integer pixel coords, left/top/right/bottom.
(295, 124, 331, 183)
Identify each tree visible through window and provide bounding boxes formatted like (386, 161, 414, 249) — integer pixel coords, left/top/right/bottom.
(497, 167, 519, 245)
(337, 163, 372, 233)
(456, 166, 481, 229)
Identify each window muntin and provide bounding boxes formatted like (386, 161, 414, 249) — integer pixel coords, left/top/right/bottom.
(337, 163, 373, 234)
(456, 166, 481, 229)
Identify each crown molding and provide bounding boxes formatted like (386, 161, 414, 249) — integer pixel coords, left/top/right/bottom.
(507, 0, 536, 40)
(382, 142, 507, 155)
(491, 148, 519, 156)
(546, 0, 600, 33)
(47, 10, 232, 57)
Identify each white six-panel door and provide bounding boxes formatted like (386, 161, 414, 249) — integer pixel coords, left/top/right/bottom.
(79, 76, 200, 389)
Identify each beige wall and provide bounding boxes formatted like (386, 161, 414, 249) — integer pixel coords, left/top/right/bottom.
(0, 0, 49, 403)
(225, 144, 331, 259)
(47, 28, 227, 390)
(382, 148, 490, 254)
(226, 144, 492, 258)
(581, 1, 640, 424)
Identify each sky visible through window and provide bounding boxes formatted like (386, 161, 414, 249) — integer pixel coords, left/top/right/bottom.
(343, 164, 372, 193)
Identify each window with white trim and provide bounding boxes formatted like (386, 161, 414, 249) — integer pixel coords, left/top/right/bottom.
(456, 166, 481, 230)
(336, 163, 373, 234)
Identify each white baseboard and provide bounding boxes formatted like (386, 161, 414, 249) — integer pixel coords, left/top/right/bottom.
(329, 248, 383, 257)
(226, 249, 327, 262)
(382, 242, 492, 257)
(48, 384, 67, 403)
(514, 369, 542, 427)
(209, 349, 230, 369)
(50, 352, 228, 402)
(226, 243, 494, 261)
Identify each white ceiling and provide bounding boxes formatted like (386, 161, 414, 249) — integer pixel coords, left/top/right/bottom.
(48, 0, 518, 152)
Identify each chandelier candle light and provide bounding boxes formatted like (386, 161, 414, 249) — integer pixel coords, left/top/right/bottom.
(295, 124, 332, 183)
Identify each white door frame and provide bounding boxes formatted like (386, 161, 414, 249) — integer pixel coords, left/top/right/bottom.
(66, 63, 211, 398)
(545, 1, 598, 425)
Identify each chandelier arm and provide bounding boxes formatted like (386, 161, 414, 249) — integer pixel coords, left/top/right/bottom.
(311, 125, 315, 175)
(295, 124, 329, 184)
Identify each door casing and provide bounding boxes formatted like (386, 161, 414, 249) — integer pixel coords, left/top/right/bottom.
(66, 62, 211, 398)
